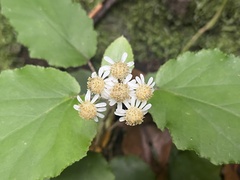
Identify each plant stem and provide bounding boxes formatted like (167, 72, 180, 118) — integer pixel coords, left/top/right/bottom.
(87, 60, 96, 72)
(181, 0, 228, 52)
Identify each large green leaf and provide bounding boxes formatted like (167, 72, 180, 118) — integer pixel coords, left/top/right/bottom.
(149, 49, 240, 164)
(110, 155, 155, 180)
(1, 0, 97, 68)
(52, 152, 115, 180)
(101, 36, 134, 68)
(0, 66, 97, 180)
(169, 147, 221, 180)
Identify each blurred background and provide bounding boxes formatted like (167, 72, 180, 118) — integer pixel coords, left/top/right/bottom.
(1, 0, 240, 72)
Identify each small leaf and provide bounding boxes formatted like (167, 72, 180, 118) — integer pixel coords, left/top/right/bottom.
(150, 49, 240, 164)
(101, 36, 134, 68)
(169, 148, 221, 180)
(52, 152, 115, 180)
(110, 155, 155, 180)
(0, 66, 97, 180)
(1, 0, 97, 68)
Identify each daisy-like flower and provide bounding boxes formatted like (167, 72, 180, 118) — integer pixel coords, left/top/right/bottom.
(87, 66, 116, 99)
(106, 74, 136, 109)
(114, 97, 152, 126)
(103, 52, 134, 80)
(73, 90, 107, 122)
(135, 74, 155, 102)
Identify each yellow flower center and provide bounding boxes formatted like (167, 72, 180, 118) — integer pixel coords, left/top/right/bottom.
(87, 77, 105, 94)
(110, 83, 130, 102)
(79, 101, 97, 120)
(110, 61, 129, 79)
(125, 107, 144, 126)
(136, 84, 152, 101)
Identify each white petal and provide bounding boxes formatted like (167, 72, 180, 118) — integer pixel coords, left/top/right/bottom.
(121, 52, 128, 62)
(109, 99, 116, 106)
(94, 117, 99, 122)
(136, 76, 142, 85)
(102, 70, 110, 79)
(116, 102, 123, 110)
(140, 74, 145, 84)
(139, 101, 147, 109)
(127, 61, 134, 67)
(116, 103, 122, 110)
(101, 91, 109, 99)
(128, 81, 137, 88)
(97, 107, 106, 112)
(101, 65, 111, 71)
(91, 72, 97, 78)
(150, 82, 155, 88)
(98, 66, 104, 77)
(147, 77, 153, 86)
(124, 101, 130, 108)
(73, 105, 80, 111)
(97, 113, 104, 119)
(124, 74, 132, 83)
(100, 95, 107, 100)
(91, 94, 99, 103)
(77, 95, 83, 103)
(129, 92, 136, 97)
(119, 117, 126, 122)
(105, 81, 115, 86)
(85, 90, 91, 101)
(115, 108, 126, 114)
(136, 99, 141, 107)
(104, 56, 114, 64)
(95, 102, 107, 107)
(115, 111, 125, 116)
(130, 97, 135, 106)
(142, 104, 152, 111)
(108, 77, 118, 82)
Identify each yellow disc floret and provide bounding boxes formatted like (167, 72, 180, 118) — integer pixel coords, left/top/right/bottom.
(79, 101, 97, 120)
(125, 107, 144, 126)
(136, 84, 152, 101)
(110, 61, 129, 79)
(110, 83, 130, 102)
(87, 77, 105, 94)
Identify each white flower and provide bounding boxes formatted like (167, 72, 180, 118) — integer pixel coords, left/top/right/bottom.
(114, 97, 152, 126)
(135, 74, 155, 101)
(73, 90, 107, 122)
(106, 74, 136, 109)
(87, 66, 115, 99)
(103, 52, 134, 80)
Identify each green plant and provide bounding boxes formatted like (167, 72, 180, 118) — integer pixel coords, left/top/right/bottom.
(0, 0, 239, 179)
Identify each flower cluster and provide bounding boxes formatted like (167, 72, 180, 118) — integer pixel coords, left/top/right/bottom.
(73, 52, 155, 126)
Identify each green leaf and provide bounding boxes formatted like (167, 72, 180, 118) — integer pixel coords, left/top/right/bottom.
(101, 36, 134, 69)
(1, 0, 97, 68)
(69, 69, 92, 95)
(52, 152, 115, 180)
(149, 49, 240, 164)
(110, 156, 155, 180)
(169, 147, 221, 180)
(0, 66, 97, 180)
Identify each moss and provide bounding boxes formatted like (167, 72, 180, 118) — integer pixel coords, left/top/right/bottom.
(1, 0, 239, 71)
(0, 5, 20, 71)
(79, 0, 240, 71)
